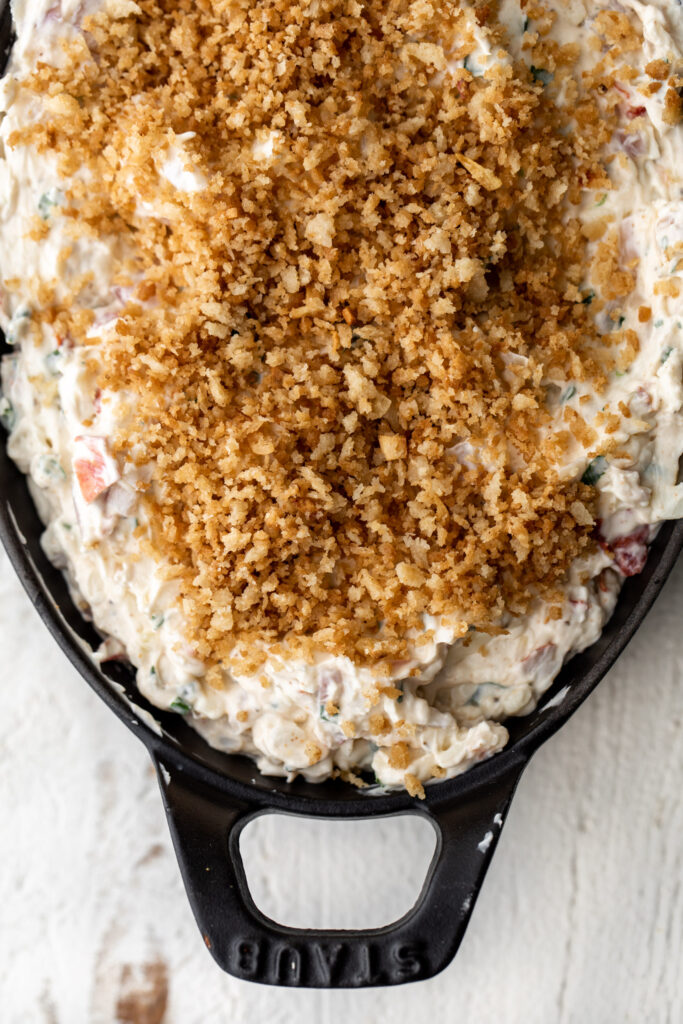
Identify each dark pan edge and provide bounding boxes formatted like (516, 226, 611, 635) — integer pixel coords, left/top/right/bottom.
(0, 0, 681, 815)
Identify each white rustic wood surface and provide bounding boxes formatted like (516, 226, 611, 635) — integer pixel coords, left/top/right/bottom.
(1, 545, 682, 1024)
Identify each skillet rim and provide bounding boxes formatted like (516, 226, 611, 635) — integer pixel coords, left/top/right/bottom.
(0, 0, 681, 818)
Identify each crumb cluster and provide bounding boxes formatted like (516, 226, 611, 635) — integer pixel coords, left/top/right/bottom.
(15, 0, 628, 673)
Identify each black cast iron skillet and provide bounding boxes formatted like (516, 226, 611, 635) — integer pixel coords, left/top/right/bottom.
(1, 2, 682, 988)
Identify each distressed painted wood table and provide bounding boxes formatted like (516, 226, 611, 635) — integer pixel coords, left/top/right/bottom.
(1, 546, 681, 1024)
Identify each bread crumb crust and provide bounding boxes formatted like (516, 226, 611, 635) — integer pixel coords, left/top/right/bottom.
(10, 0, 621, 675)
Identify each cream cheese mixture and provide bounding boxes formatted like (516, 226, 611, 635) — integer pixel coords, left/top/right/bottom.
(0, 0, 681, 793)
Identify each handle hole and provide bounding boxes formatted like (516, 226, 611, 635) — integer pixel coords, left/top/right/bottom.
(239, 813, 436, 929)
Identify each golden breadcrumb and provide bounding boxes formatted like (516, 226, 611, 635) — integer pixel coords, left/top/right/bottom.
(10, 0, 633, 677)
(404, 773, 426, 799)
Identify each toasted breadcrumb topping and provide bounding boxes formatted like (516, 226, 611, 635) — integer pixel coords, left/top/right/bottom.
(11, 0, 630, 674)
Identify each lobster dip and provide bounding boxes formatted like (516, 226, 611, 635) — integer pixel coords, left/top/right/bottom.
(0, 0, 681, 795)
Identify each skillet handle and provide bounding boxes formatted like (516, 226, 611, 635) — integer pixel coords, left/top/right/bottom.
(154, 756, 525, 988)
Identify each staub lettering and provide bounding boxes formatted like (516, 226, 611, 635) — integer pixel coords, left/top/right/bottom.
(230, 937, 425, 985)
(273, 946, 301, 984)
(232, 937, 259, 974)
(234, 940, 261, 977)
(357, 943, 384, 985)
(392, 943, 423, 980)
(313, 943, 344, 984)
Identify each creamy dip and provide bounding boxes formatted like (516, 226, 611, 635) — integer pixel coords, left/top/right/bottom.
(0, 0, 681, 792)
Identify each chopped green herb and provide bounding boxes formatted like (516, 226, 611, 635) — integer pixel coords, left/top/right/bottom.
(36, 454, 65, 481)
(522, 16, 530, 32)
(169, 696, 192, 714)
(595, 194, 608, 207)
(560, 384, 577, 403)
(6, 307, 31, 346)
(45, 350, 62, 376)
(37, 188, 63, 220)
(0, 396, 15, 430)
(38, 195, 54, 219)
(581, 290, 596, 305)
(581, 456, 608, 486)
(150, 666, 156, 676)
(530, 66, 553, 86)
(661, 345, 674, 363)
(150, 613, 165, 630)
(462, 53, 483, 76)
(654, 319, 664, 328)
(466, 682, 505, 707)
(617, 316, 626, 328)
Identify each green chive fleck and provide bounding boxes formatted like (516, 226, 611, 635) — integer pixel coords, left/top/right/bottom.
(530, 66, 553, 86)
(170, 697, 192, 714)
(581, 456, 608, 486)
(0, 396, 15, 430)
(466, 682, 505, 706)
(6, 307, 31, 346)
(36, 454, 66, 481)
(561, 384, 577, 403)
(37, 189, 63, 220)
(45, 350, 62, 376)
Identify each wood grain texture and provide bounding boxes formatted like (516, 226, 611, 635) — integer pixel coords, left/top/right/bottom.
(1, 547, 681, 1024)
